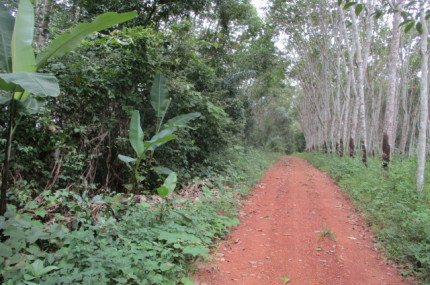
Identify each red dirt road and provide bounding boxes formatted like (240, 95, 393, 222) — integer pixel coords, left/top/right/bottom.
(194, 156, 409, 285)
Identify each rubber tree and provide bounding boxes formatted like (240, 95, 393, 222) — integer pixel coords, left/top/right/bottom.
(416, 0, 429, 192)
(349, 5, 369, 165)
(0, 0, 137, 215)
(382, 0, 404, 167)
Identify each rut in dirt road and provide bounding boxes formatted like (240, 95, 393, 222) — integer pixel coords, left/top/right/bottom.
(194, 156, 409, 285)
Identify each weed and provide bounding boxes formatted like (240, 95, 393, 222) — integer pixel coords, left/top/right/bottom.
(319, 224, 336, 241)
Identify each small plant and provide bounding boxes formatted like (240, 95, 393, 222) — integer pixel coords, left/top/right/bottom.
(118, 74, 200, 193)
(320, 224, 336, 241)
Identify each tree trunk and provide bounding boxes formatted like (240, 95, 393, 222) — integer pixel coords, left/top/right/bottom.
(416, 2, 428, 192)
(382, 0, 404, 166)
(350, 7, 368, 164)
(399, 50, 411, 156)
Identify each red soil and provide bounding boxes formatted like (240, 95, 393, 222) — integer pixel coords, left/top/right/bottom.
(194, 156, 410, 285)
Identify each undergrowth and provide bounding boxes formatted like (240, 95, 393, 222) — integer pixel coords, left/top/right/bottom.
(1, 147, 280, 284)
(297, 152, 430, 282)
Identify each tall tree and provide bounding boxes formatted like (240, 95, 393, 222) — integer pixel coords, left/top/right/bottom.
(382, 0, 404, 166)
(416, 0, 428, 192)
(350, 5, 369, 164)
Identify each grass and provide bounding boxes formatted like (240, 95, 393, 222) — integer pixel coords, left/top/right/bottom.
(297, 152, 430, 282)
(319, 224, 336, 241)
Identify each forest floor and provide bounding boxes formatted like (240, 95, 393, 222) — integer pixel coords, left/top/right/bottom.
(193, 156, 411, 285)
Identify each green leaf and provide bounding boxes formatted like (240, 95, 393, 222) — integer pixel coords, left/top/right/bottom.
(156, 186, 169, 198)
(180, 277, 195, 285)
(160, 263, 174, 271)
(26, 245, 40, 255)
(0, 72, 59, 100)
(91, 195, 105, 205)
(30, 259, 44, 275)
(157, 172, 177, 198)
(17, 96, 45, 114)
(280, 276, 290, 284)
(12, 0, 36, 72)
(150, 74, 170, 118)
(163, 172, 177, 195)
(164, 112, 201, 128)
(153, 166, 173, 176)
(182, 245, 209, 257)
(36, 11, 137, 68)
(129, 110, 145, 157)
(118, 154, 136, 163)
(118, 154, 136, 171)
(404, 21, 415, 33)
(26, 227, 49, 243)
(0, 94, 12, 104)
(34, 208, 47, 218)
(399, 19, 413, 27)
(355, 4, 363, 16)
(337, 0, 343, 6)
(25, 200, 39, 209)
(374, 10, 383, 19)
(401, 11, 409, 19)
(146, 128, 177, 151)
(0, 77, 18, 92)
(0, 243, 13, 257)
(0, 4, 15, 72)
(47, 223, 69, 239)
(37, 265, 58, 276)
(24, 274, 35, 281)
(344, 2, 357, 10)
(416, 22, 423, 35)
(28, 259, 58, 277)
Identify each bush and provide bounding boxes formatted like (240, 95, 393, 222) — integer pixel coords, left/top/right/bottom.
(1, 147, 280, 284)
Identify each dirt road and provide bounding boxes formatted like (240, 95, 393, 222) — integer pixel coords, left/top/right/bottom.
(194, 156, 409, 285)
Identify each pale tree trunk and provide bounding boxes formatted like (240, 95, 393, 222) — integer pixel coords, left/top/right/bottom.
(350, 97, 360, 157)
(368, 78, 376, 154)
(416, 2, 428, 192)
(341, 69, 352, 156)
(339, 6, 358, 157)
(382, 0, 404, 166)
(350, 7, 369, 164)
(333, 40, 343, 155)
(362, 0, 374, 79)
(374, 85, 384, 153)
(399, 46, 411, 156)
(340, 38, 352, 156)
(409, 109, 419, 157)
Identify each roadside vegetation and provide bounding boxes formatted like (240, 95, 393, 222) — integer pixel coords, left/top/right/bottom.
(1, 146, 279, 284)
(298, 152, 430, 282)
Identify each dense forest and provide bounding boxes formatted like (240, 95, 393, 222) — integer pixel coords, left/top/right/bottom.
(0, 0, 429, 284)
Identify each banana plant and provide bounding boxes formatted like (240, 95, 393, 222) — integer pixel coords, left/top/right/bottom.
(118, 74, 201, 193)
(0, 0, 137, 215)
